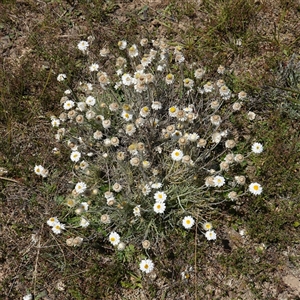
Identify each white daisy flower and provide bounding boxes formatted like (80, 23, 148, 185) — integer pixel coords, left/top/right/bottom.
(225, 140, 236, 149)
(117, 242, 126, 251)
(142, 160, 151, 169)
(213, 175, 225, 187)
(151, 182, 162, 189)
(171, 149, 183, 161)
(247, 111, 256, 120)
(153, 202, 166, 214)
(112, 182, 122, 192)
(34, 165, 45, 176)
(75, 182, 87, 194)
(57, 74, 66, 82)
(251, 142, 263, 154)
(63, 100, 75, 110)
(228, 191, 238, 201)
(249, 182, 263, 195)
(197, 138, 207, 148)
(188, 133, 199, 142)
(76, 101, 86, 112)
(139, 259, 154, 274)
(104, 191, 114, 199)
(52, 222, 66, 234)
(202, 222, 213, 231)
(217, 65, 225, 74)
(79, 202, 89, 211)
(168, 106, 178, 117)
(157, 65, 164, 71)
(47, 217, 59, 227)
(100, 214, 111, 224)
(86, 83, 93, 91)
(100, 47, 110, 57)
(165, 73, 174, 85)
(80, 160, 89, 170)
(102, 119, 111, 129)
(118, 40, 127, 50)
(151, 101, 162, 110)
(140, 38, 148, 46)
(220, 161, 229, 171)
(128, 44, 138, 57)
(133, 205, 141, 217)
(141, 184, 151, 196)
(219, 85, 231, 98)
(235, 175, 246, 185)
(89, 63, 99, 72)
(205, 176, 215, 187)
(182, 216, 195, 229)
(80, 217, 90, 228)
(225, 153, 235, 164)
(70, 151, 81, 162)
(175, 52, 185, 64)
(109, 102, 119, 112)
(23, 293, 33, 300)
(183, 78, 194, 89)
(125, 124, 136, 136)
(122, 73, 133, 86)
(232, 102, 242, 111)
(115, 69, 123, 77)
(194, 68, 205, 79)
(140, 106, 150, 118)
(121, 111, 133, 121)
(238, 91, 247, 100)
(130, 157, 140, 167)
(86, 96, 96, 106)
(211, 132, 222, 144)
(51, 118, 60, 127)
(85, 110, 95, 120)
(210, 115, 222, 126)
(109, 232, 120, 246)
(154, 191, 167, 202)
(205, 230, 217, 241)
(77, 40, 89, 52)
(203, 81, 214, 93)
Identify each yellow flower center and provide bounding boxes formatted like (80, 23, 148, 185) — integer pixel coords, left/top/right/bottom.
(186, 220, 191, 224)
(144, 264, 149, 269)
(254, 185, 259, 190)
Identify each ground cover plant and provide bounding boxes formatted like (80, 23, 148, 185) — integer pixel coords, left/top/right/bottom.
(0, 0, 300, 299)
(48, 36, 264, 270)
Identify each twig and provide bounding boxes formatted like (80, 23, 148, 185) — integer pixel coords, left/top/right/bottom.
(0, 176, 21, 184)
(33, 229, 42, 296)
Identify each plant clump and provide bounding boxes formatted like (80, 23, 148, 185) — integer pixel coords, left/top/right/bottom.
(46, 37, 264, 274)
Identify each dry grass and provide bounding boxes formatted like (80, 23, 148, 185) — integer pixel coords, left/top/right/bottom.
(0, 0, 300, 299)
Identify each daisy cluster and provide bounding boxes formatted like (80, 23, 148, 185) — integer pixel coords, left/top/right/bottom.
(49, 38, 264, 274)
